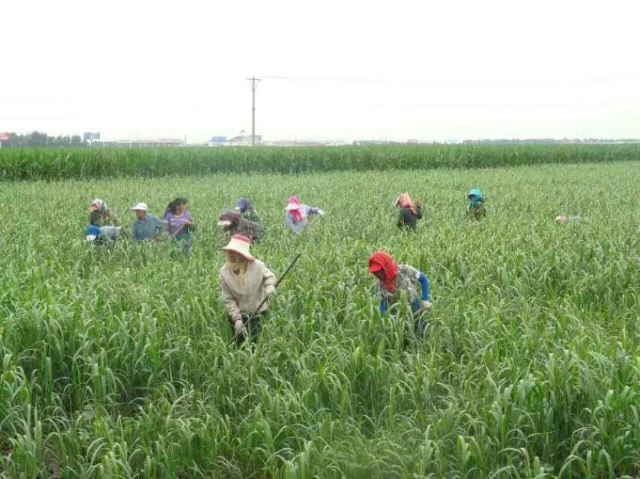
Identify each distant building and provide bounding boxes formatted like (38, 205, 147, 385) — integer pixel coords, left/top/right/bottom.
(91, 139, 184, 148)
(228, 134, 262, 146)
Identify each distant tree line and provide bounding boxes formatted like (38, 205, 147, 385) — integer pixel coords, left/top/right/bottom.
(1, 131, 87, 147)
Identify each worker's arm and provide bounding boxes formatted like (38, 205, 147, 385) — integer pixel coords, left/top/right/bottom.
(418, 273, 430, 301)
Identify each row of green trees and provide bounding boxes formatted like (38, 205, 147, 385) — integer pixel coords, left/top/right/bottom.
(1, 131, 86, 148)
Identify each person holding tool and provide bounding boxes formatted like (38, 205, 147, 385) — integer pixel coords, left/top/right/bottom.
(219, 235, 277, 345)
(164, 197, 196, 256)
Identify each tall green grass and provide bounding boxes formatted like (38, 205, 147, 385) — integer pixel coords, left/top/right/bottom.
(1, 162, 639, 477)
(1, 143, 639, 181)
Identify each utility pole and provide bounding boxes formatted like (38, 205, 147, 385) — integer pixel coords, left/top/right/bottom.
(247, 77, 262, 146)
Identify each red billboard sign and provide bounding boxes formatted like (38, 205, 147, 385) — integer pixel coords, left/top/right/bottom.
(0, 133, 9, 141)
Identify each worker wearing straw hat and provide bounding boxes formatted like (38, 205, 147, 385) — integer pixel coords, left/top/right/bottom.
(285, 195, 325, 234)
(217, 210, 261, 243)
(131, 202, 165, 242)
(219, 235, 277, 345)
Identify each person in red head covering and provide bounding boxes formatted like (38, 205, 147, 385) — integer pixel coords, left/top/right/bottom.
(285, 195, 325, 234)
(368, 252, 432, 337)
(395, 193, 423, 231)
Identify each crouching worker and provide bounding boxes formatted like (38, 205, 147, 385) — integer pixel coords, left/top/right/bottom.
(220, 235, 277, 345)
(467, 189, 486, 220)
(368, 252, 432, 338)
(89, 199, 120, 227)
(86, 225, 121, 245)
(218, 210, 261, 243)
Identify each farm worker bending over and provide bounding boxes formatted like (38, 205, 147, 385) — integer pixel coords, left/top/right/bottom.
(219, 235, 277, 345)
(285, 195, 325, 234)
(396, 193, 423, 231)
(467, 189, 486, 220)
(218, 210, 261, 243)
(368, 252, 432, 338)
(164, 197, 196, 256)
(235, 197, 265, 241)
(236, 198, 262, 224)
(89, 199, 120, 227)
(85, 225, 121, 245)
(131, 202, 165, 242)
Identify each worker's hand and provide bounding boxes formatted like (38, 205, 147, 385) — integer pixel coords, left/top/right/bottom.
(265, 285, 276, 299)
(421, 300, 432, 310)
(183, 220, 192, 227)
(317, 209, 325, 216)
(234, 319, 244, 336)
(417, 196, 424, 206)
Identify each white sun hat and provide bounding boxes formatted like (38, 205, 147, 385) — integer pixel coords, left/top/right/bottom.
(221, 234, 254, 261)
(131, 202, 148, 211)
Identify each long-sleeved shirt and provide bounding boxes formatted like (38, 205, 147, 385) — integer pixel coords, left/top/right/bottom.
(397, 205, 423, 230)
(164, 211, 195, 240)
(220, 259, 277, 321)
(375, 264, 430, 313)
(132, 214, 165, 242)
(285, 205, 321, 233)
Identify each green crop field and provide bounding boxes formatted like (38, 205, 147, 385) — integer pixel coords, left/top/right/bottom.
(1, 154, 640, 478)
(1, 144, 640, 181)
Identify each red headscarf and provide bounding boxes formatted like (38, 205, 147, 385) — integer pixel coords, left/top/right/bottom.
(396, 193, 417, 215)
(287, 195, 304, 222)
(368, 252, 398, 293)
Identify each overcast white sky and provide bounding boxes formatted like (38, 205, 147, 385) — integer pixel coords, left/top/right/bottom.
(1, 0, 639, 142)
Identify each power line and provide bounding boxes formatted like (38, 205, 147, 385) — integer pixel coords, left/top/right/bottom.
(258, 75, 640, 86)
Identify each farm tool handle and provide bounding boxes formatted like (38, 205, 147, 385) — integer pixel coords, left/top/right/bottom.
(230, 253, 302, 345)
(250, 252, 301, 317)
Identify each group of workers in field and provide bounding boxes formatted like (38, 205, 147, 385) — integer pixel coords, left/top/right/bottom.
(84, 189, 494, 345)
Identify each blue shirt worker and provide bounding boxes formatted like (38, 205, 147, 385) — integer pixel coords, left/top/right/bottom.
(131, 202, 165, 242)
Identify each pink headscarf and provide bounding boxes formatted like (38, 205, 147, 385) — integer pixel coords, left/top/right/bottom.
(287, 195, 303, 222)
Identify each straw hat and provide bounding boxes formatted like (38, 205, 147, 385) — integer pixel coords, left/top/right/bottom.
(131, 202, 148, 211)
(285, 195, 301, 211)
(221, 234, 254, 261)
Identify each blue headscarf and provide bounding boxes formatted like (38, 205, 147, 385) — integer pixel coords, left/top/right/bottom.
(235, 198, 254, 213)
(468, 189, 483, 207)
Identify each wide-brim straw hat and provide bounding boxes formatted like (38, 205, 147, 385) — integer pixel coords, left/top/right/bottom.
(131, 202, 148, 211)
(221, 234, 254, 261)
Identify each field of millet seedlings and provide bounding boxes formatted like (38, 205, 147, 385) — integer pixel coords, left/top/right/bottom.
(1, 152, 640, 478)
